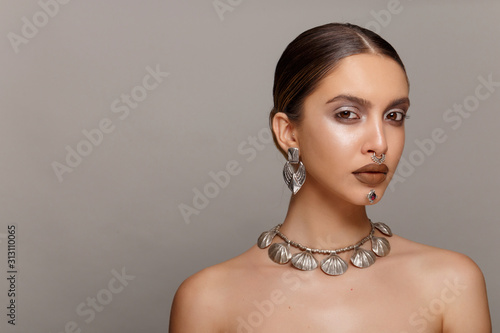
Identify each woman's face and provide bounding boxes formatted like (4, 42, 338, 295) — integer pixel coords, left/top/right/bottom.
(296, 53, 409, 205)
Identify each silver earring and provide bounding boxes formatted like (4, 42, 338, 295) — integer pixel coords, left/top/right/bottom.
(283, 147, 306, 195)
(371, 152, 385, 165)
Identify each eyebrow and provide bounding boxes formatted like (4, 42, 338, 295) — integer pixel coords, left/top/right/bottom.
(326, 94, 410, 108)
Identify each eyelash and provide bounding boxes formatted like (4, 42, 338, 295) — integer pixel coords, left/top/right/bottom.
(336, 109, 358, 120)
(334, 108, 409, 124)
(385, 110, 409, 122)
(335, 107, 360, 121)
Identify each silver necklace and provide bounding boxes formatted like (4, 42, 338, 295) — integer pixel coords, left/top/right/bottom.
(257, 221, 392, 276)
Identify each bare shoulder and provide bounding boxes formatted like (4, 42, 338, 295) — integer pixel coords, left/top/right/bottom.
(391, 234, 491, 332)
(391, 235, 484, 283)
(169, 248, 255, 333)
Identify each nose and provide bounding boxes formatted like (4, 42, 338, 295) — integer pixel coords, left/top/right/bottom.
(362, 118, 388, 158)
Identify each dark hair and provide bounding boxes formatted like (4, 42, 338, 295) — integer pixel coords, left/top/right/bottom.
(270, 23, 408, 157)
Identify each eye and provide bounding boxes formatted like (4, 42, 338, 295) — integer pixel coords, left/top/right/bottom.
(338, 111, 357, 119)
(335, 107, 360, 120)
(385, 110, 407, 122)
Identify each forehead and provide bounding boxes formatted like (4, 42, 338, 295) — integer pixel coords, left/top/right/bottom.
(306, 53, 409, 107)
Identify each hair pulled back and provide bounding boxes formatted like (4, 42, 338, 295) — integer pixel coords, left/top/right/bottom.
(270, 23, 407, 157)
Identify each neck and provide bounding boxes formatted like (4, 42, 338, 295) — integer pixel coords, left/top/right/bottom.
(279, 183, 371, 250)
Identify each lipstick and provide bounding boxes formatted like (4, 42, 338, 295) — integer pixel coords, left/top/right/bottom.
(352, 163, 388, 186)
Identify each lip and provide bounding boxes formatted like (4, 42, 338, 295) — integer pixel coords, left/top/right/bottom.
(352, 163, 389, 185)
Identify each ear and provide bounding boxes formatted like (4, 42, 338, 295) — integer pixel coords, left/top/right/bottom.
(272, 112, 299, 154)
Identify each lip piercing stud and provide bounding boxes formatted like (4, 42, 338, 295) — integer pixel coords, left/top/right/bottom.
(367, 189, 377, 203)
(371, 153, 385, 165)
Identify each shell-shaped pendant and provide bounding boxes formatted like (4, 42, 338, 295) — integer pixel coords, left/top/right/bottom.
(373, 222, 392, 237)
(320, 254, 348, 276)
(291, 250, 318, 271)
(257, 230, 277, 249)
(350, 247, 376, 268)
(371, 236, 391, 257)
(268, 242, 292, 264)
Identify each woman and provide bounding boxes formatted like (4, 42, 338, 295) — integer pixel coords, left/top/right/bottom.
(170, 23, 491, 332)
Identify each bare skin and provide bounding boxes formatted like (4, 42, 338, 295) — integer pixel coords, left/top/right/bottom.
(170, 54, 491, 332)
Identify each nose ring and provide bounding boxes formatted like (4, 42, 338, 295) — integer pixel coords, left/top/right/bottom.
(371, 152, 385, 165)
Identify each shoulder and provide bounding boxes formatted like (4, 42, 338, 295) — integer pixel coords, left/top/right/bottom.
(391, 235, 491, 332)
(169, 262, 231, 332)
(391, 235, 484, 284)
(169, 249, 256, 332)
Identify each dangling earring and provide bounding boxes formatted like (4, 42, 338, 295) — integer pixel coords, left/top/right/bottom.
(283, 147, 306, 195)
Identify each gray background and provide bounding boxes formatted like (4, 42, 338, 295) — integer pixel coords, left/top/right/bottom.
(1, 0, 498, 332)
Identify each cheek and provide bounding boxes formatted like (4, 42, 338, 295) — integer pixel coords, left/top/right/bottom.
(326, 124, 362, 149)
(300, 121, 361, 164)
(388, 128, 405, 160)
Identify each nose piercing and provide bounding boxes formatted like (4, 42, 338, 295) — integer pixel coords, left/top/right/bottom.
(371, 152, 385, 165)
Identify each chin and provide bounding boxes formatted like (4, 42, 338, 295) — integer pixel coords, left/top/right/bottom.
(355, 185, 388, 206)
